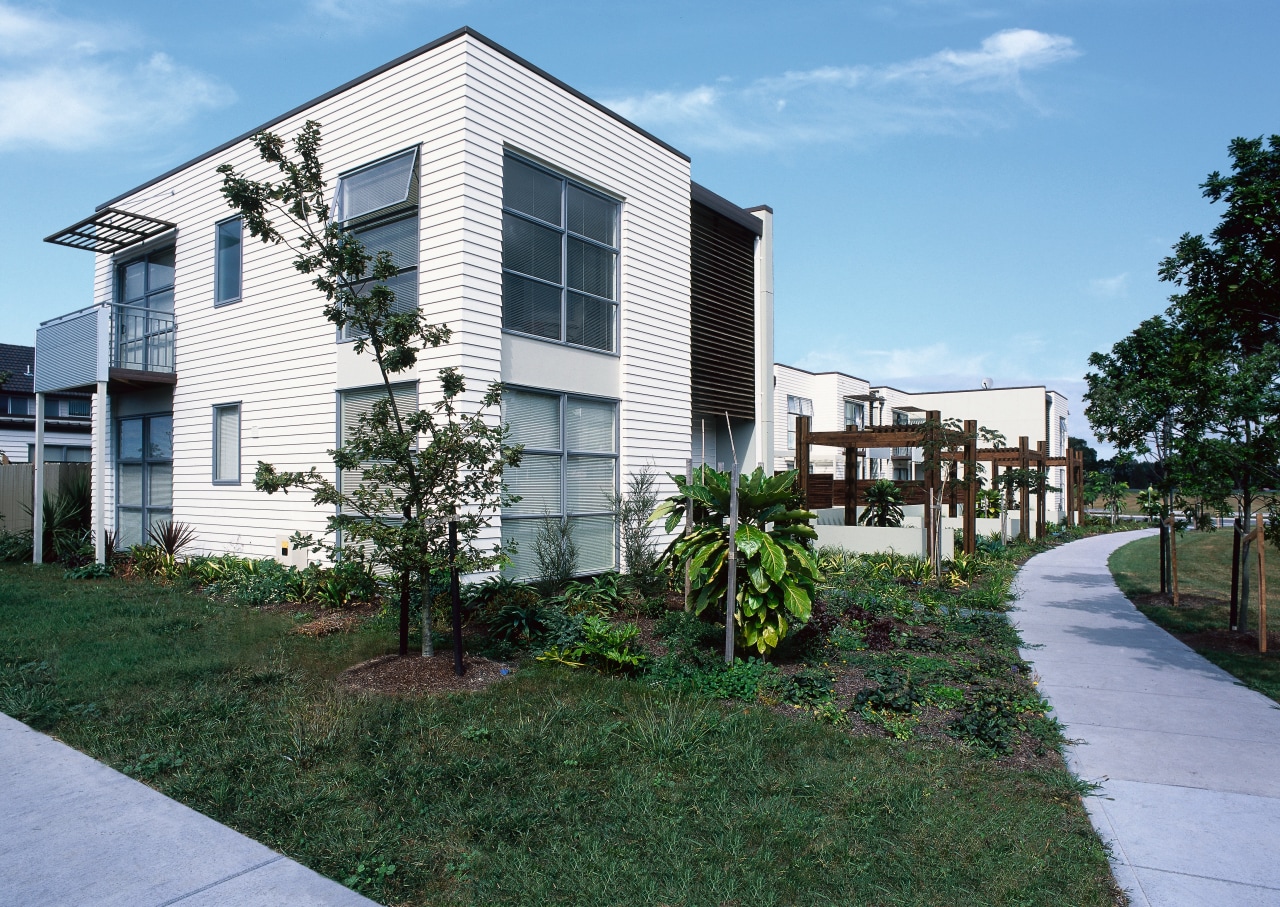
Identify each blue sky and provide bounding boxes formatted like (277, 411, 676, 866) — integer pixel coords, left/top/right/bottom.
(2, 0, 1277, 453)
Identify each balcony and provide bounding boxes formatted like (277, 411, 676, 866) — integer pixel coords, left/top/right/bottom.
(35, 303, 176, 394)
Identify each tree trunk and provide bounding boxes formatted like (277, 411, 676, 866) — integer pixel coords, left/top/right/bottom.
(399, 570, 411, 657)
(421, 575, 435, 657)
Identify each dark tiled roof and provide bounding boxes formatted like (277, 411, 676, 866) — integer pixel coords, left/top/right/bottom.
(0, 344, 34, 395)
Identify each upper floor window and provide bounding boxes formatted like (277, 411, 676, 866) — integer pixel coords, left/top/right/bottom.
(892, 409, 911, 426)
(786, 395, 813, 449)
(502, 154, 619, 353)
(332, 149, 420, 341)
(118, 247, 174, 312)
(844, 400, 865, 430)
(215, 218, 242, 305)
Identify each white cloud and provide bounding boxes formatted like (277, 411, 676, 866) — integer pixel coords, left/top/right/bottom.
(0, 4, 232, 152)
(1087, 273, 1129, 298)
(607, 28, 1079, 150)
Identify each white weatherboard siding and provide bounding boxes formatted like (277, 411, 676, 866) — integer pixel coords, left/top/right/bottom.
(773, 364, 871, 475)
(0, 428, 89, 462)
(87, 32, 691, 560)
(461, 38, 691, 555)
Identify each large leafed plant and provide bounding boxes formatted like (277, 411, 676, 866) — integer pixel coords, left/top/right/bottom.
(654, 467, 820, 655)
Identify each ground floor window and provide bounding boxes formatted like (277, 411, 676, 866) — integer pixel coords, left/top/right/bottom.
(117, 414, 172, 548)
(28, 444, 91, 463)
(501, 388, 617, 579)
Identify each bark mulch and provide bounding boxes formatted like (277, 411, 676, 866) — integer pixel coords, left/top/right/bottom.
(338, 652, 515, 695)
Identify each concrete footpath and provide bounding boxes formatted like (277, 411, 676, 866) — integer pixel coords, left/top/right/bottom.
(1014, 530, 1280, 907)
(0, 713, 376, 907)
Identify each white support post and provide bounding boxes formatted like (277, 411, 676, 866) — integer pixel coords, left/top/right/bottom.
(94, 381, 107, 564)
(33, 392, 45, 564)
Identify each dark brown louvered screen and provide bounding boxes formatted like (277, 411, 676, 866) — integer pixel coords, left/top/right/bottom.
(690, 200, 755, 421)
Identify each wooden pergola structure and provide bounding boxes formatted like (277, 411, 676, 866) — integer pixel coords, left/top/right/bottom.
(794, 415, 1087, 555)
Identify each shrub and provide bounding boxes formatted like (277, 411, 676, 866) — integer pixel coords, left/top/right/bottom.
(0, 530, 33, 563)
(148, 520, 199, 558)
(858, 479, 904, 527)
(949, 692, 1020, 753)
(532, 515, 576, 594)
(655, 467, 820, 655)
(612, 466, 662, 586)
(540, 615, 645, 673)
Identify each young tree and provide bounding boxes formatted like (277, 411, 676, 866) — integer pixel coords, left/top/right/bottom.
(218, 121, 521, 658)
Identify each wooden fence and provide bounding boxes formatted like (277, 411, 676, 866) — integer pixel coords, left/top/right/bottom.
(0, 463, 92, 533)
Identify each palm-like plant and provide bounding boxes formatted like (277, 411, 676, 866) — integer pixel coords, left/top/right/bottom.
(654, 467, 819, 655)
(858, 479, 905, 527)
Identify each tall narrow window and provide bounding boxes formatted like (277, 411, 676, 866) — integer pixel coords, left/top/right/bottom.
(215, 218, 242, 305)
(116, 246, 175, 373)
(844, 400, 865, 430)
(213, 403, 241, 484)
(786, 395, 812, 449)
(332, 149, 419, 341)
(501, 388, 618, 579)
(116, 414, 172, 548)
(502, 154, 619, 353)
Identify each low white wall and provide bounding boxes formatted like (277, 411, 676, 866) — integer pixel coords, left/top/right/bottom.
(815, 523, 954, 560)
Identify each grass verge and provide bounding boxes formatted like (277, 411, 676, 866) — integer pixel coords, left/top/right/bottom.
(1, 558, 1117, 906)
(1109, 530, 1280, 702)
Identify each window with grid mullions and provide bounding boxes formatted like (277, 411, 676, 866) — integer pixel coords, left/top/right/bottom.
(501, 388, 618, 579)
(502, 154, 619, 353)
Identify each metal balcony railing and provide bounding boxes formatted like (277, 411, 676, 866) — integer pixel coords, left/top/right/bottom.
(114, 303, 174, 374)
(891, 446, 911, 458)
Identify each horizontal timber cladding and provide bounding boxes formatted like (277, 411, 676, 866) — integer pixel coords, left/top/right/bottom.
(690, 199, 756, 421)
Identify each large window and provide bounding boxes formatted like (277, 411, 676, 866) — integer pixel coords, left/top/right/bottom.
(116, 247, 175, 372)
(786, 395, 813, 449)
(117, 414, 172, 548)
(502, 154, 619, 353)
(213, 403, 241, 484)
(215, 217, 243, 305)
(502, 388, 618, 578)
(28, 444, 90, 463)
(332, 149, 420, 341)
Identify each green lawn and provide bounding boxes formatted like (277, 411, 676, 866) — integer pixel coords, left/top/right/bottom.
(1109, 530, 1280, 702)
(0, 563, 1118, 907)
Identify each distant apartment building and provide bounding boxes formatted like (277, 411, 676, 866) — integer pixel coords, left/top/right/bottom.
(774, 363, 1070, 519)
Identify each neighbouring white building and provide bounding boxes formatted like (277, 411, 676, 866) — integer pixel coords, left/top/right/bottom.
(34, 28, 774, 576)
(774, 363, 1070, 520)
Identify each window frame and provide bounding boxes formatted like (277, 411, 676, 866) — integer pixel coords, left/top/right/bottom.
(214, 216, 243, 307)
(501, 152, 621, 356)
(331, 147, 422, 344)
(844, 399, 865, 430)
(115, 412, 173, 548)
(500, 385, 620, 577)
(786, 395, 813, 450)
(212, 401, 242, 486)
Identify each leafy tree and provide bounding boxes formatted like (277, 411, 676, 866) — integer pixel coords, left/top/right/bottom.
(1068, 436, 1099, 473)
(654, 467, 819, 655)
(218, 121, 520, 657)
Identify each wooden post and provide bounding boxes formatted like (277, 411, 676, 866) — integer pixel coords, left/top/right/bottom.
(449, 519, 464, 676)
(844, 446, 857, 526)
(963, 419, 977, 555)
(1257, 513, 1268, 654)
(1169, 515, 1179, 608)
(1231, 518, 1242, 631)
(725, 463, 741, 663)
(1036, 441, 1048, 539)
(923, 411, 941, 563)
(795, 415, 811, 507)
(1159, 520, 1168, 596)
(1065, 447, 1076, 529)
(1018, 436, 1030, 541)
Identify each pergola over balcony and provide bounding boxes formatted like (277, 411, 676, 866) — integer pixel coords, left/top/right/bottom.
(44, 207, 176, 255)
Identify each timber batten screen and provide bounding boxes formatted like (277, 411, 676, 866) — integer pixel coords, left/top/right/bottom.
(44, 208, 177, 255)
(690, 198, 756, 421)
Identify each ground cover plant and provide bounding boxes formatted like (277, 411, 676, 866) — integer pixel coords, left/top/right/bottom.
(1109, 530, 1280, 702)
(0, 525, 1123, 906)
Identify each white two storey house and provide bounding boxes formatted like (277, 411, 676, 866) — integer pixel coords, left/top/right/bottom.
(35, 28, 774, 576)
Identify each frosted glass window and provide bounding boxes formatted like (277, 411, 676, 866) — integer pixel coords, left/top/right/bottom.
(118, 465, 143, 507)
(213, 404, 240, 484)
(149, 464, 173, 507)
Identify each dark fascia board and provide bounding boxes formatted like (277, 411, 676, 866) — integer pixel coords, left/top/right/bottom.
(873, 383, 1053, 396)
(692, 182, 763, 237)
(98, 26, 689, 212)
(775, 361, 870, 385)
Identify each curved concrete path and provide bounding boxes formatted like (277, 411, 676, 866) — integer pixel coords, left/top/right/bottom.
(0, 713, 376, 907)
(1014, 530, 1280, 907)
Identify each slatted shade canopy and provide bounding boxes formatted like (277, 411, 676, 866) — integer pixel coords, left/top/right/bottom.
(45, 208, 177, 254)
